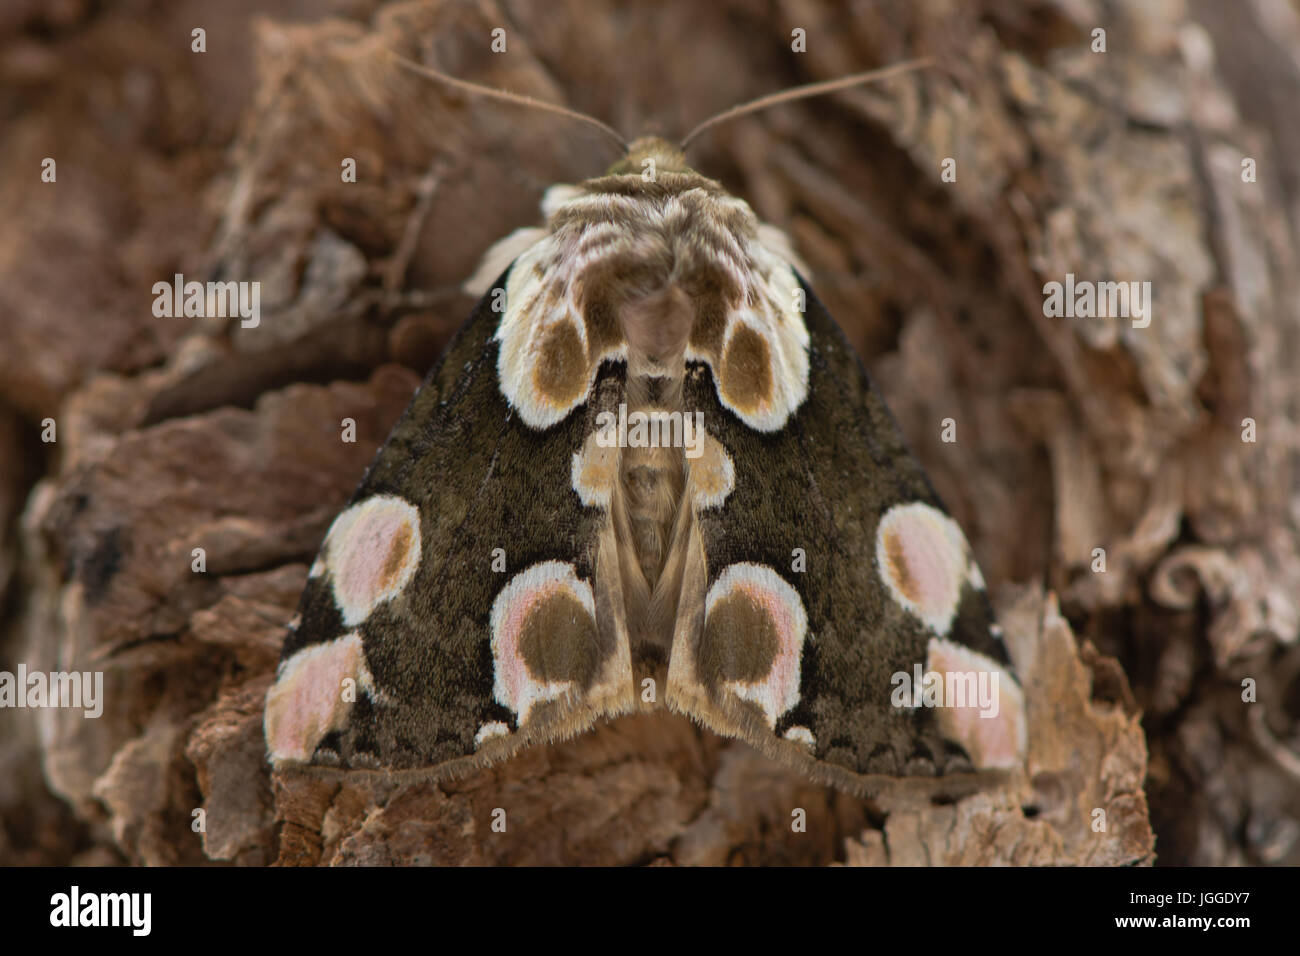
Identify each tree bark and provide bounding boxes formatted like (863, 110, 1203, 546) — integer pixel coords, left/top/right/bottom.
(3, 0, 1298, 866)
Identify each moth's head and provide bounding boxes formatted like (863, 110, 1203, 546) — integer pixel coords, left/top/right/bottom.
(605, 137, 694, 176)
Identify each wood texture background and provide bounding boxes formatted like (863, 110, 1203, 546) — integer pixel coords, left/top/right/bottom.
(2, 0, 1298, 866)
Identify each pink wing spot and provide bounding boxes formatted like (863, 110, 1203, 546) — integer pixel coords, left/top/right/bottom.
(927, 638, 1027, 769)
(264, 632, 365, 763)
(324, 496, 422, 627)
(876, 502, 972, 636)
(489, 561, 595, 723)
(706, 563, 809, 727)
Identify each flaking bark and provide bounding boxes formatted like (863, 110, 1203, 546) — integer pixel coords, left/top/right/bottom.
(3, 0, 1298, 866)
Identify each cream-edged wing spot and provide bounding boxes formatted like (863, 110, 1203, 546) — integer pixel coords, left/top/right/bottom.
(264, 632, 368, 763)
(489, 561, 601, 725)
(320, 496, 422, 628)
(571, 425, 619, 509)
(494, 240, 626, 429)
(699, 563, 809, 728)
(689, 429, 735, 510)
(688, 242, 809, 433)
(926, 638, 1027, 769)
(875, 502, 976, 637)
(718, 321, 774, 416)
(494, 241, 587, 428)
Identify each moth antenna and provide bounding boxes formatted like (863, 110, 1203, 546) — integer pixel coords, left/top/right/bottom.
(390, 52, 629, 151)
(679, 57, 935, 151)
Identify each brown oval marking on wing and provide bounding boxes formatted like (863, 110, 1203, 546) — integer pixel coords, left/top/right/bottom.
(380, 521, 415, 590)
(518, 590, 601, 688)
(699, 589, 780, 685)
(533, 320, 589, 407)
(489, 561, 602, 724)
(718, 324, 773, 415)
(696, 563, 809, 728)
(882, 526, 920, 604)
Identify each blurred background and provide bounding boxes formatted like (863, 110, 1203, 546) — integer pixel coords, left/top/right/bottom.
(1, 0, 1298, 865)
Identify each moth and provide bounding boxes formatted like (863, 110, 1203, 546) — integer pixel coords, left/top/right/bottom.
(264, 57, 1027, 798)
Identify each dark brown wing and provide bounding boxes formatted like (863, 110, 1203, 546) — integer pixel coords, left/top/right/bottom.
(666, 280, 1025, 796)
(265, 269, 636, 781)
